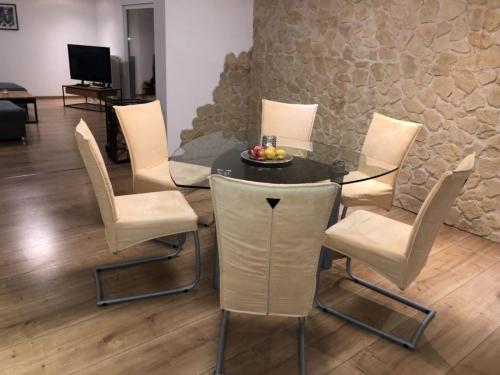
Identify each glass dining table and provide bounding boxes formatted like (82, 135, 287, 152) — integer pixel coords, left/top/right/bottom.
(169, 131, 398, 288)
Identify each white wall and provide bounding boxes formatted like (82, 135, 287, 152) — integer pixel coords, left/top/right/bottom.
(0, 0, 99, 96)
(165, 0, 254, 150)
(96, 0, 125, 59)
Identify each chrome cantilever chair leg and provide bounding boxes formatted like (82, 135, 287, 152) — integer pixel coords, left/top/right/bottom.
(155, 232, 187, 249)
(298, 317, 306, 375)
(214, 310, 229, 375)
(214, 311, 308, 375)
(93, 231, 201, 307)
(340, 206, 348, 220)
(202, 213, 216, 227)
(315, 257, 436, 349)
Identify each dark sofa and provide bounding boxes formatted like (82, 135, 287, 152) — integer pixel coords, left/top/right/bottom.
(0, 101, 26, 141)
(0, 82, 27, 91)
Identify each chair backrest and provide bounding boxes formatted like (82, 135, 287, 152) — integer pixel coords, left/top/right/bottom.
(210, 175, 338, 317)
(114, 100, 169, 173)
(75, 120, 117, 226)
(261, 99, 318, 152)
(362, 113, 421, 187)
(402, 153, 475, 289)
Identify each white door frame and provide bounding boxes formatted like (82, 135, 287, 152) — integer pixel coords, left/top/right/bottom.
(122, 2, 154, 99)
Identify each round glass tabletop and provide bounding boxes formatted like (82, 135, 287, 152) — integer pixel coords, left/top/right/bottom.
(169, 132, 398, 189)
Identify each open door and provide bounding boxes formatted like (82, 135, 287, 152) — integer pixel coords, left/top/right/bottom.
(123, 4, 155, 100)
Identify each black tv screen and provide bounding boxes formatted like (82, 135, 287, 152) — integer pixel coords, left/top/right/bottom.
(68, 44, 111, 83)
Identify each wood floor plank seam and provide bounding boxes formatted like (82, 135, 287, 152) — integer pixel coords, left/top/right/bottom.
(364, 256, 500, 340)
(1, 271, 216, 345)
(0, 291, 220, 374)
(1, 166, 87, 180)
(0, 246, 111, 285)
(1, 275, 216, 349)
(359, 260, 500, 374)
(443, 326, 500, 375)
(67, 309, 223, 375)
(293, 251, 500, 374)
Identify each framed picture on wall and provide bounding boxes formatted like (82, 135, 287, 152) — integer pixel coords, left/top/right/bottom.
(0, 3, 18, 30)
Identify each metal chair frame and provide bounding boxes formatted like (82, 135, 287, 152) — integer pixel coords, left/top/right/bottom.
(155, 232, 187, 249)
(93, 231, 201, 306)
(214, 310, 307, 375)
(315, 257, 435, 349)
(340, 206, 348, 220)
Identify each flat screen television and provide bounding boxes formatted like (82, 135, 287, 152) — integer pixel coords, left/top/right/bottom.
(68, 44, 111, 85)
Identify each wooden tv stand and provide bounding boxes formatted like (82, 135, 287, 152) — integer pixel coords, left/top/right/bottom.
(62, 84, 122, 112)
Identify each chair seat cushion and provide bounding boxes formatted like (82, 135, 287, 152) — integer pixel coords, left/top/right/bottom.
(324, 210, 411, 288)
(169, 160, 211, 186)
(134, 162, 178, 193)
(113, 190, 198, 251)
(341, 172, 393, 209)
(135, 161, 214, 226)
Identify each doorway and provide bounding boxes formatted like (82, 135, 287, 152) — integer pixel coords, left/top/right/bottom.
(124, 5, 155, 99)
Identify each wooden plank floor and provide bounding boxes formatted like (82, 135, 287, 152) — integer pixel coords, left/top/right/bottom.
(0, 99, 499, 374)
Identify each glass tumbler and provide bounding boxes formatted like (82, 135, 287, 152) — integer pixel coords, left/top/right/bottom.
(216, 169, 232, 177)
(261, 135, 277, 148)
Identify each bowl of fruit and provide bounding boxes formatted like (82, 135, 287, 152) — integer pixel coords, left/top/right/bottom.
(240, 145, 293, 167)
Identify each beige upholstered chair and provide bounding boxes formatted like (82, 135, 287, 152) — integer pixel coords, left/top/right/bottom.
(75, 120, 201, 306)
(113, 100, 176, 193)
(318, 153, 475, 349)
(210, 175, 338, 375)
(341, 113, 422, 217)
(261, 98, 318, 155)
(114, 100, 213, 227)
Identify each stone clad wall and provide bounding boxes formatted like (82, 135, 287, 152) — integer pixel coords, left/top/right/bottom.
(180, 51, 251, 144)
(249, 0, 500, 242)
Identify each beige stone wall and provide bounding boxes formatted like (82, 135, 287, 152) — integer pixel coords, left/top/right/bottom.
(180, 52, 251, 145)
(250, 0, 500, 242)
